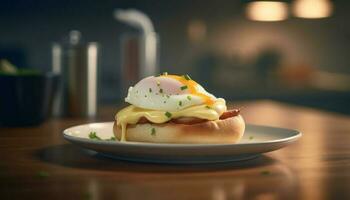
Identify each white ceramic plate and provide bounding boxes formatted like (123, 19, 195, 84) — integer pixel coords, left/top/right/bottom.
(63, 122, 301, 164)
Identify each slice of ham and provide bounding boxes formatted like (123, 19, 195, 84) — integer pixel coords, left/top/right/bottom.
(219, 109, 240, 120)
(135, 109, 240, 125)
(137, 117, 149, 124)
(171, 117, 207, 125)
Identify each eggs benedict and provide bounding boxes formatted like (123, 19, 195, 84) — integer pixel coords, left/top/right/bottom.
(114, 73, 245, 144)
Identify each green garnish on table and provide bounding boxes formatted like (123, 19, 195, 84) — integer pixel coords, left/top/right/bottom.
(36, 171, 50, 178)
(260, 170, 271, 175)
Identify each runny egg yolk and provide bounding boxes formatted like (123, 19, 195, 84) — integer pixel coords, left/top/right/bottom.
(161, 74, 215, 105)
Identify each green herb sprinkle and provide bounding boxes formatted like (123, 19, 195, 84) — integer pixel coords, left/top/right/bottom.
(180, 85, 188, 90)
(106, 137, 116, 141)
(183, 74, 191, 80)
(89, 132, 101, 140)
(151, 128, 156, 136)
(165, 111, 172, 118)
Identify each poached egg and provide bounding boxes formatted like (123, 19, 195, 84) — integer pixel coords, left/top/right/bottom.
(125, 74, 217, 111)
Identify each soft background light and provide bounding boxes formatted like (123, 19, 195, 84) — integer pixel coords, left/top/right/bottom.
(246, 1, 288, 21)
(1, 0, 350, 114)
(292, 0, 333, 19)
(187, 20, 207, 44)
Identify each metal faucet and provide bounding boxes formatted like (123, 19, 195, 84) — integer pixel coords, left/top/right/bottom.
(114, 9, 159, 93)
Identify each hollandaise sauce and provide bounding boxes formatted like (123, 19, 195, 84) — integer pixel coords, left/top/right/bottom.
(115, 98, 227, 141)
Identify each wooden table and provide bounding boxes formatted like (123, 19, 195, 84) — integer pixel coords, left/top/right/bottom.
(1, 100, 349, 200)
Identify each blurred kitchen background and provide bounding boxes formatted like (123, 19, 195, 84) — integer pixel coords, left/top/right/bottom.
(1, 0, 350, 114)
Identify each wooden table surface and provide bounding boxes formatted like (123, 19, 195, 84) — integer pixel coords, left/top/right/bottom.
(1, 100, 349, 200)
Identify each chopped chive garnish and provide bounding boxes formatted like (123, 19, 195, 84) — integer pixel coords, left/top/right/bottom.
(89, 132, 101, 140)
(83, 192, 92, 200)
(180, 85, 188, 90)
(178, 101, 182, 106)
(159, 88, 163, 93)
(261, 170, 270, 175)
(187, 96, 192, 100)
(165, 111, 172, 118)
(149, 88, 152, 93)
(106, 136, 116, 141)
(166, 95, 170, 98)
(163, 101, 166, 103)
(144, 95, 147, 98)
(205, 105, 211, 109)
(183, 74, 191, 80)
(249, 136, 254, 140)
(89, 132, 116, 141)
(162, 72, 168, 76)
(37, 171, 50, 178)
(151, 128, 156, 136)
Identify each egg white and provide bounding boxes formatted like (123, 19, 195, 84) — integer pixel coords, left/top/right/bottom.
(125, 76, 217, 111)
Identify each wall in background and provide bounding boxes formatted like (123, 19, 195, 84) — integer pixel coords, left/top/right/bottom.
(0, 0, 349, 105)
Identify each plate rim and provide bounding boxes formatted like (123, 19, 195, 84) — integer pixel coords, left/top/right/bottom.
(63, 121, 302, 148)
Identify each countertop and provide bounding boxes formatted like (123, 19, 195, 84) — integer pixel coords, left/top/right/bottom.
(1, 100, 349, 200)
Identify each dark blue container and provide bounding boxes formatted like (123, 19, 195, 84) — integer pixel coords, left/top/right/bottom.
(0, 73, 59, 126)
